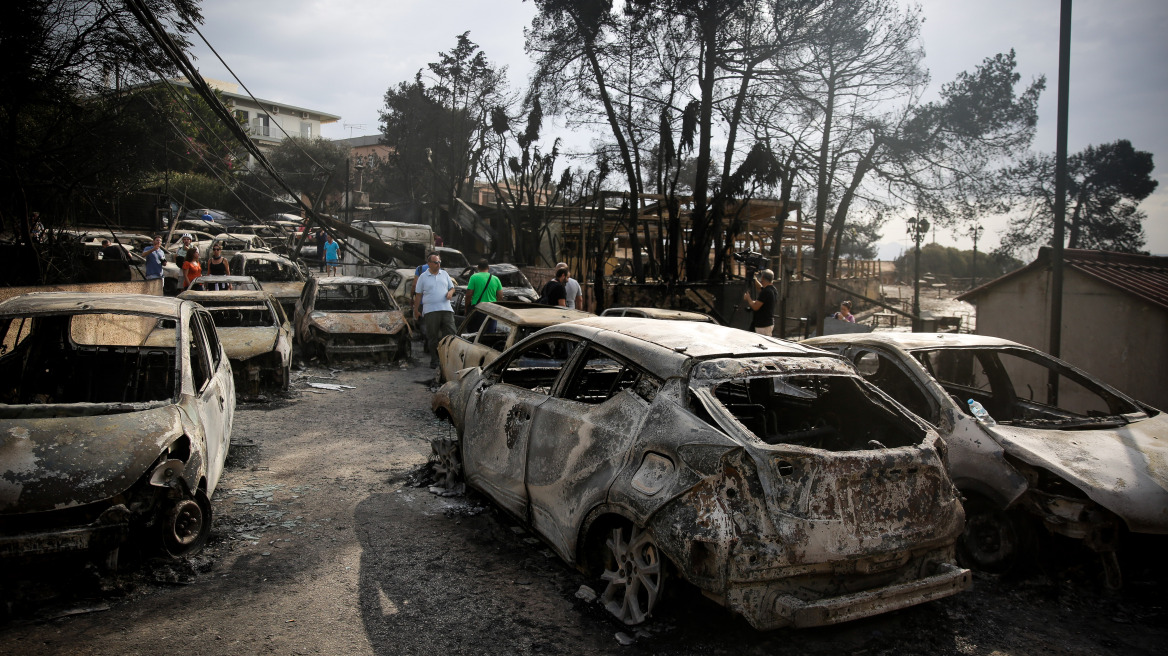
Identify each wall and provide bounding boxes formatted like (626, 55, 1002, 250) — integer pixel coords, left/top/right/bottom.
(973, 268, 1168, 410)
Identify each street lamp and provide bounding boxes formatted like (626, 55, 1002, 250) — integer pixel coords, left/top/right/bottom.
(907, 216, 930, 330)
(968, 223, 983, 289)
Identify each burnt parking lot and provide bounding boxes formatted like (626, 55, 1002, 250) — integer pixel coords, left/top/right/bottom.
(1, 357, 1166, 655)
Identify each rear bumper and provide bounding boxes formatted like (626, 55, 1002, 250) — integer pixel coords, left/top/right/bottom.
(727, 562, 971, 630)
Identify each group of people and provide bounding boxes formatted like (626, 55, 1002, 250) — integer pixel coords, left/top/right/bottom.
(314, 228, 340, 275)
(136, 233, 232, 290)
(742, 268, 854, 336)
(537, 263, 583, 309)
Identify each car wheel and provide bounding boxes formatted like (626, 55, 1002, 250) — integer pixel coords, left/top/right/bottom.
(430, 437, 463, 493)
(600, 524, 666, 625)
(161, 488, 212, 557)
(957, 493, 1032, 574)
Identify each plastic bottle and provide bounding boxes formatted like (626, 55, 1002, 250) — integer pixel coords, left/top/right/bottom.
(967, 399, 996, 426)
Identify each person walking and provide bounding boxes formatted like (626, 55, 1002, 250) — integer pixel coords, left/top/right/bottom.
(555, 262, 583, 310)
(142, 235, 167, 281)
(324, 233, 340, 276)
(743, 268, 779, 336)
(413, 252, 456, 368)
(464, 259, 502, 331)
(539, 267, 569, 306)
(315, 227, 328, 272)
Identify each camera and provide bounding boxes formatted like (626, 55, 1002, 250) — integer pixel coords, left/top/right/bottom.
(733, 250, 769, 274)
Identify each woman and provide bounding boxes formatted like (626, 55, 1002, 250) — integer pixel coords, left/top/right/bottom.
(833, 299, 856, 323)
(182, 247, 202, 289)
(324, 233, 340, 276)
(206, 244, 230, 289)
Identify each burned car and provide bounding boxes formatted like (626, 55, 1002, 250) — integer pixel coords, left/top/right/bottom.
(179, 290, 292, 394)
(230, 250, 306, 320)
(432, 318, 969, 629)
(437, 302, 593, 383)
(0, 293, 234, 567)
(804, 332, 1168, 587)
(294, 276, 410, 363)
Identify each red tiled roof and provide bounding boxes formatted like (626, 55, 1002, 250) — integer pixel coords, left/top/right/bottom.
(958, 248, 1168, 312)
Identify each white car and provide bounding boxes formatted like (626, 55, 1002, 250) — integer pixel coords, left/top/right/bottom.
(0, 293, 234, 566)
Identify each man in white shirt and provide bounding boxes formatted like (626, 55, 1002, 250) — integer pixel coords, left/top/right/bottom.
(555, 262, 583, 310)
(412, 252, 456, 368)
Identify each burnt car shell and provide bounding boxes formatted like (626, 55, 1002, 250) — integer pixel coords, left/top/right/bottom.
(179, 289, 293, 394)
(805, 332, 1168, 583)
(294, 276, 410, 362)
(433, 318, 968, 629)
(0, 293, 234, 564)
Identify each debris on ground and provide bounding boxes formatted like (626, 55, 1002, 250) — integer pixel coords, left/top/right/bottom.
(575, 585, 597, 603)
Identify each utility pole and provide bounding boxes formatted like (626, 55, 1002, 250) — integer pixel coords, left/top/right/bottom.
(969, 223, 982, 289)
(908, 216, 929, 331)
(1050, 0, 1073, 404)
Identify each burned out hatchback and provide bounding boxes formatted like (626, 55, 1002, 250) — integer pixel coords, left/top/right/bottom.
(0, 293, 234, 568)
(179, 289, 293, 394)
(294, 276, 410, 364)
(432, 318, 969, 630)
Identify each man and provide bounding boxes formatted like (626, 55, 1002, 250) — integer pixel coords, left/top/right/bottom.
(142, 235, 167, 281)
(555, 262, 583, 310)
(413, 252, 456, 368)
(315, 227, 328, 272)
(742, 268, 778, 336)
(201, 210, 215, 223)
(540, 267, 569, 307)
(172, 233, 194, 256)
(100, 239, 123, 260)
(464, 259, 503, 332)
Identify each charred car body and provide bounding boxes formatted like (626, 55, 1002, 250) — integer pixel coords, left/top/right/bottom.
(432, 318, 969, 629)
(179, 290, 292, 394)
(230, 251, 306, 321)
(0, 293, 234, 567)
(294, 276, 410, 363)
(804, 333, 1168, 587)
(436, 302, 593, 383)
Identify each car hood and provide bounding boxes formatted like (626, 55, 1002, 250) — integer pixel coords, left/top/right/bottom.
(311, 311, 406, 335)
(991, 414, 1168, 533)
(0, 403, 183, 513)
(217, 326, 281, 360)
(259, 281, 304, 299)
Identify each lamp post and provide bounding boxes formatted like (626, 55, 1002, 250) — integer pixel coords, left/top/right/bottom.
(907, 216, 929, 331)
(969, 223, 983, 289)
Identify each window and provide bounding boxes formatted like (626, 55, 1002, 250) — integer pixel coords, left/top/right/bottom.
(233, 109, 248, 124)
(313, 283, 395, 312)
(188, 317, 212, 392)
(1, 317, 33, 356)
(250, 115, 270, 137)
(495, 337, 578, 392)
(475, 318, 512, 350)
(197, 311, 223, 369)
(562, 346, 657, 405)
(852, 350, 934, 423)
(300, 121, 312, 138)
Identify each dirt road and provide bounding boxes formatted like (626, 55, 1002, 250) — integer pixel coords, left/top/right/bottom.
(2, 356, 1165, 655)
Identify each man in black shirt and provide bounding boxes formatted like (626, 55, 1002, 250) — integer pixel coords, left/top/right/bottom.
(743, 268, 778, 336)
(540, 267, 569, 306)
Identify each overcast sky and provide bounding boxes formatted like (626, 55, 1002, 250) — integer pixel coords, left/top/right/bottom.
(186, 0, 1168, 257)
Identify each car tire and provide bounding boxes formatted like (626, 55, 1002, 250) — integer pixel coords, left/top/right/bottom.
(160, 488, 212, 558)
(599, 523, 667, 625)
(957, 493, 1033, 574)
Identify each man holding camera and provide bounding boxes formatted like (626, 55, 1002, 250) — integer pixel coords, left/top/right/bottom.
(743, 268, 778, 336)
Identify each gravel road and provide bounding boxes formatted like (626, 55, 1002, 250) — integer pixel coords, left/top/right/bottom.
(2, 352, 1165, 655)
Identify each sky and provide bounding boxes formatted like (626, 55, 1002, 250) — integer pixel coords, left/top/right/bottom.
(185, 0, 1168, 258)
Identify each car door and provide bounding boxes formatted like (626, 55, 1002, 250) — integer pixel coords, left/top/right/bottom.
(188, 310, 232, 494)
(294, 279, 316, 342)
(524, 344, 655, 561)
(461, 335, 581, 519)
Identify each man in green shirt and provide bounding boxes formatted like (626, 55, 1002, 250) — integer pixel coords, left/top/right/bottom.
(465, 259, 503, 330)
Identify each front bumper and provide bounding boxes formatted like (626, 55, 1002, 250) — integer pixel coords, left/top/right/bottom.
(0, 505, 130, 559)
(726, 561, 971, 629)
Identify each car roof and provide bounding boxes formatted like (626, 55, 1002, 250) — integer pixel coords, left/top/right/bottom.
(805, 332, 1025, 351)
(314, 276, 385, 286)
(179, 290, 275, 303)
(189, 275, 258, 283)
(543, 317, 827, 377)
(473, 302, 593, 326)
(233, 251, 291, 263)
(603, 307, 715, 322)
(0, 292, 185, 317)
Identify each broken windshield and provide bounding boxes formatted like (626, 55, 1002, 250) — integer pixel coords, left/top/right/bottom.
(201, 302, 276, 328)
(704, 373, 924, 451)
(912, 347, 1141, 428)
(314, 284, 396, 312)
